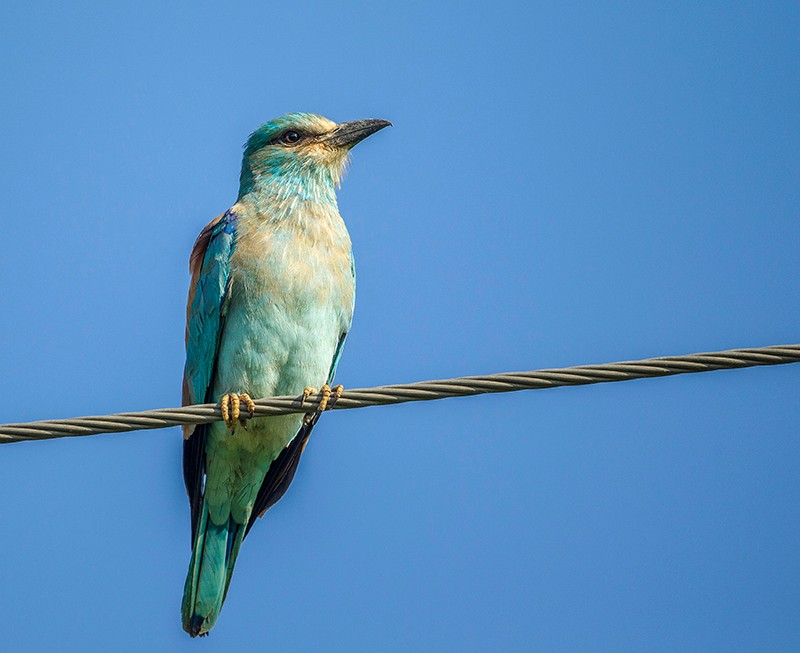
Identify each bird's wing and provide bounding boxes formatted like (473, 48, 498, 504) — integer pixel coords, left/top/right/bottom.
(245, 297, 353, 535)
(182, 210, 237, 540)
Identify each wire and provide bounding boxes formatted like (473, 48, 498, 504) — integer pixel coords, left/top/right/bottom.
(2, 343, 798, 445)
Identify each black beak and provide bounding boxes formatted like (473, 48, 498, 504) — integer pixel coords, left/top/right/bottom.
(324, 119, 392, 149)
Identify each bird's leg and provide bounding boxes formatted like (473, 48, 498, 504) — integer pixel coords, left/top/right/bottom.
(238, 393, 256, 427)
(301, 385, 321, 425)
(300, 384, 345, 424)
(301, 386, 317, 406)
(220, 393, 256, 431)
(328, 384, 344, 409)
(317, 384, 333, 412)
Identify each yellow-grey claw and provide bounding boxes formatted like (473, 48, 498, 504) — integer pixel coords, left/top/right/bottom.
(329, 384, 344, 409)
(300, 384, 344, 424)
(220, 393, 256, 431)
(238, 393, 256, 427)
(301, 385, 318, 424)
(317, 384, 333, 412)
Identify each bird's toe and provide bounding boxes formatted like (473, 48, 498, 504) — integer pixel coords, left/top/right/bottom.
(220, 392, 256, 431)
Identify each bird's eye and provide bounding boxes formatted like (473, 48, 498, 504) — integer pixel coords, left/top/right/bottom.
(281, 130, 301, 144)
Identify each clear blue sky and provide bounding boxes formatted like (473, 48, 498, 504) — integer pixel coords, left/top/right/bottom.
(1, 1, 798, 650)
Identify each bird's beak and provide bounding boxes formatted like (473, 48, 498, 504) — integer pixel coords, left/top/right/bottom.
(323, 119, 392, 149)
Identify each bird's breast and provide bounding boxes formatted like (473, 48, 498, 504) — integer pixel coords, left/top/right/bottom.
(231, 207, 354, 313)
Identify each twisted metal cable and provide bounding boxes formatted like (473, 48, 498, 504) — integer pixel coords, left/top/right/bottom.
(2, 343, 798, 445)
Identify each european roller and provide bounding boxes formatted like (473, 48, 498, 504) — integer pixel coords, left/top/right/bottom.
(180, 113, 390, 637)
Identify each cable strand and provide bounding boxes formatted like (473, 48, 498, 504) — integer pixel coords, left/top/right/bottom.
(1, 343, 798, 444)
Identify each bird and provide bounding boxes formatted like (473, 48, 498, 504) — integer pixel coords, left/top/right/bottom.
(180, 112, 390, 637)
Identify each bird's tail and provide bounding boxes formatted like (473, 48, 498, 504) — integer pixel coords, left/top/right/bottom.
(181, 499, 246, 637)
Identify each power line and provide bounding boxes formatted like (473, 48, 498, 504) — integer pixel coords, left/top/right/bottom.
(2, 343, 798, 445)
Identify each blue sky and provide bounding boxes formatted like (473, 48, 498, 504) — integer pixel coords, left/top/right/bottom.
(1, 1, 798, 650)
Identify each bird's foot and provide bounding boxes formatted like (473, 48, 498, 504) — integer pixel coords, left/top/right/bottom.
(301, 384, 344, 424)
(220, 393, 256, 431)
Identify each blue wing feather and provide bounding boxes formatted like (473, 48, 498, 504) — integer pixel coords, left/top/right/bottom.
(184, 211, 237, 407)
(325, 249, 354, 383)
(183, 210, 237, 540)
(326, 332, 348, 384)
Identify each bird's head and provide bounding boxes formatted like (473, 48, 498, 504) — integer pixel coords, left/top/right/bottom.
(239, 113, 391, 200)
